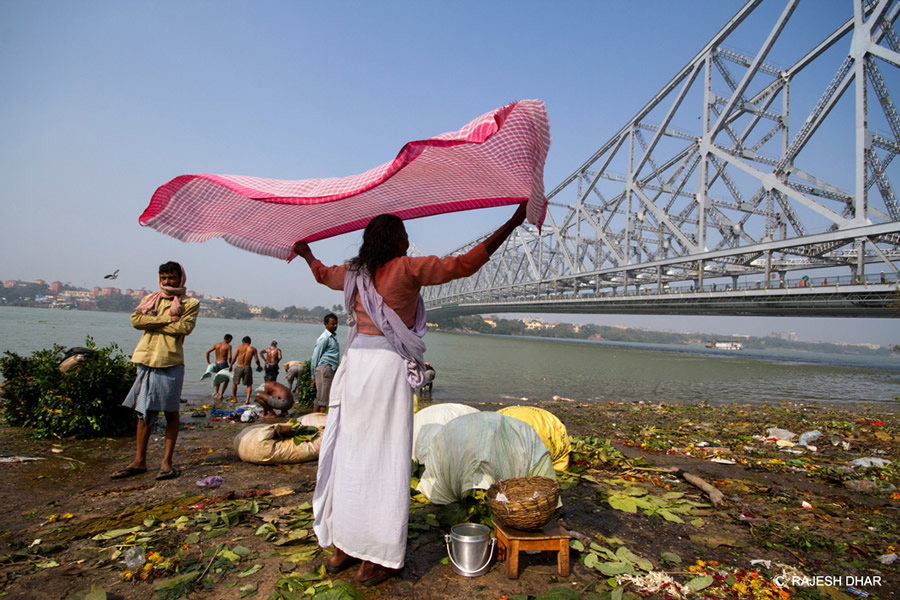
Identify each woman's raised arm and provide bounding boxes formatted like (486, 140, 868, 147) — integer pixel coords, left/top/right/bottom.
(482, 203, 527, 257)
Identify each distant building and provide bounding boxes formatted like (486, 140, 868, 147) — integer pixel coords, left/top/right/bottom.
(772, 331, 798, 341)
(482, 317, 497, 328)
(4, 281, 16, 288)
(93, 287, 121, 296)
(248, 305, 262, 315)
(521, 318, 547, 330)
(49, 281, 63, 293)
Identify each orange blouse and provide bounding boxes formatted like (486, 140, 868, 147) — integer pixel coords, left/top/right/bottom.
(310, 243, 489, 336)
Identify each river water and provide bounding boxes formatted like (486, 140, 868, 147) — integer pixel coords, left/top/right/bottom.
(1, 306, 898, 407)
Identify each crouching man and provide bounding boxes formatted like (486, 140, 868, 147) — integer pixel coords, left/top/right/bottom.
(255, 373, 294, 417)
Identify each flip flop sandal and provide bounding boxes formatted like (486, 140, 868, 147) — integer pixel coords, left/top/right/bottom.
(110, 466, 148, 480)
(155, 467, 181, 481)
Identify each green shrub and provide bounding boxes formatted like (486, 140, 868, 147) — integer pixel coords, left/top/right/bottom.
(0, 338, 136, 439)
(290, 360, 316, 410)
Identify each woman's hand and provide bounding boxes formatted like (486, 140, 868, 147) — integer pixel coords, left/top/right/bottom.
(509, 202, 527, 227)
(293, 241, 314, 261)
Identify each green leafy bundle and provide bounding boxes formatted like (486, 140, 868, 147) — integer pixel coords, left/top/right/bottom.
(290, 360, 316, 409)
(0, 338, 136, 438)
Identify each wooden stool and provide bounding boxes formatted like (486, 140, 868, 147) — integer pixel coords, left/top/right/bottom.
(494, 520, 570, 579)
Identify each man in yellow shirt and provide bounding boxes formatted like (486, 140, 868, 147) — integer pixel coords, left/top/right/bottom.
(111, 261, 199, 481)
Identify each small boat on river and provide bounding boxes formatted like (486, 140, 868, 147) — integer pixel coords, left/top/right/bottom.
(705, 340, 744, 350)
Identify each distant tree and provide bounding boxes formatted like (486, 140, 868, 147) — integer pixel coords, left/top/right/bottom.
(261, 307, 280, 320)
(579, 324, 603, 338)
(3, 282, 49, 305)
(549, 323, 576, 338)
(494, 318, 526, 336)
(220, 299, 251, 320)
(282, 305, 302, 320)
(96, 295, 138, 313)
(457, 315, 491, 333)
(331, 304, 344, 315)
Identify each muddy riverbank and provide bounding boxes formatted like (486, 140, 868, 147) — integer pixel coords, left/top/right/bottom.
(0, 397, 897, 599)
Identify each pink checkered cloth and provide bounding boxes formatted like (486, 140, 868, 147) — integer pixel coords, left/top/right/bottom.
(140, 100, 550, 260)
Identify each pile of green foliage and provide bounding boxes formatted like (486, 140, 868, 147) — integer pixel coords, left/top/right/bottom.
(289, 360, 316, 409)
(0, 338, 136, 439)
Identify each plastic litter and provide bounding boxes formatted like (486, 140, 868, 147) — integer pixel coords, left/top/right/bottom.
(240, 410, 255, 423)
(844, 479, 898, 493)
(849, 457, 891, 468)
(123, 546, 146, 570)
(876, 553, 898, 565)
(196, 476, 225, 488)
(749, 559, 772, 568)
(801, 501, 813, 509)
(765, 428, 796, 441)
(210, 409, 237, 417)
(798, 430, 822, 446)
(846, 587, 870, 598)
(709, 458, 736, 464)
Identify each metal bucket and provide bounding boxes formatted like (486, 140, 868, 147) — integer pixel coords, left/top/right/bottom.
(444, 523, 495, 577)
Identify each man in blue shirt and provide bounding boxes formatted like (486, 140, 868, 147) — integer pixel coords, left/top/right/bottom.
(311, 313, 340, 413)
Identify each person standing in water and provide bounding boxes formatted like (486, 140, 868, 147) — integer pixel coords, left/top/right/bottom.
(261, 340, 282, 381)
(230, 336, 262, 404)
(205, 334, 233, 401)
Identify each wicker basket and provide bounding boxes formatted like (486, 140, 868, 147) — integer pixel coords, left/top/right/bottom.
(487, 476, 559, 531)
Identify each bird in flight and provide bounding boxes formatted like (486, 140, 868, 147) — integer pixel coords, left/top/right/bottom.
(104, 269, 120, 280)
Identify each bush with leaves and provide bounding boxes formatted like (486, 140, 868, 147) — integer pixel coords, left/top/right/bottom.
(0, 337, 136, 439)
(289, 360, 316, 410)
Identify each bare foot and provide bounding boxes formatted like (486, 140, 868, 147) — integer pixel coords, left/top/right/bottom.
(324, 546, 359, 574)
(356, 561, 402, 587)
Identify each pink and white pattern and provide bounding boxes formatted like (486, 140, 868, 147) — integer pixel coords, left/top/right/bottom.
(140, 100, 550, 260)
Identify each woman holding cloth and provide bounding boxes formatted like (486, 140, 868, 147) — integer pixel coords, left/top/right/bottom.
(292, 204, 526, 586)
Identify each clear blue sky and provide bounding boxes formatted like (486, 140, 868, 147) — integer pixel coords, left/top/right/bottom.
(1, 1, 897, 345)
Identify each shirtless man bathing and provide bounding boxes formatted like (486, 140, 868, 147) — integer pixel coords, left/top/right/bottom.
(230, 336, 262, 404)
(205, 334, 233, 401)
(261, 340, 282, 381)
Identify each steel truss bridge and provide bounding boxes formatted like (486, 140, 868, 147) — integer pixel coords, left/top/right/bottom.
(425, 0, 900, 319)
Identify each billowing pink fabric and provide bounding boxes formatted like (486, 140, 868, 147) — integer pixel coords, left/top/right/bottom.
(139, 100, 550, 260)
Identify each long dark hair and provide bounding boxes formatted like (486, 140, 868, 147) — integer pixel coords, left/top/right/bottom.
(348, 214, 407, 276)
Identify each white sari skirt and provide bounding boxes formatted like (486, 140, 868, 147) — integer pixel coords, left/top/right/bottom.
(312, 334, 414, 569)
